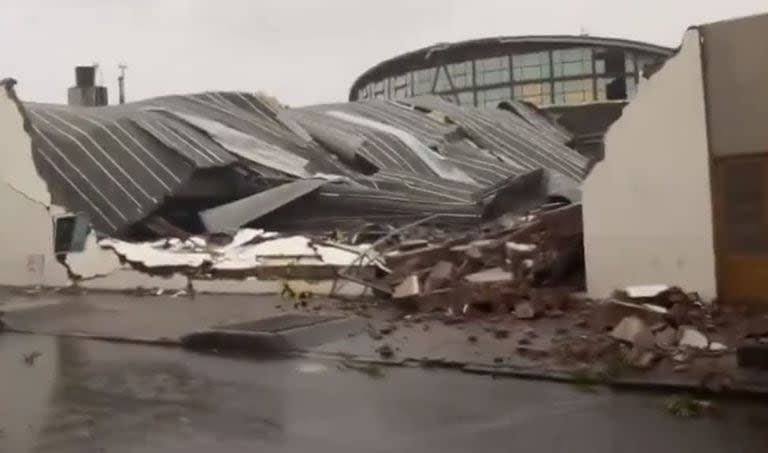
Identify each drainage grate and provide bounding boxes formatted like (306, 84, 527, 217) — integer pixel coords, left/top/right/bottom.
(217, 314, 342, 333)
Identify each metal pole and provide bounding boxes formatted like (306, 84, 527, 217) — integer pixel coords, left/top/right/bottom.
(118, 64, 127, 104)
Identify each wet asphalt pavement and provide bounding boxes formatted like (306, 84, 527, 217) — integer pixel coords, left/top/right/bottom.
(1, 333, 767, 453)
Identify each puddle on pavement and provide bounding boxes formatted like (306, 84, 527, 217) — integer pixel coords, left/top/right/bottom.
(0, 334, 59, 453)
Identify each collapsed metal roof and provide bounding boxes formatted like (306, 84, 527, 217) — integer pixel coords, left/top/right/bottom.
(20, 91, 588, 236)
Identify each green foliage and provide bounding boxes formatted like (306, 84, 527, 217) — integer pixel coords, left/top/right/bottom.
(665, 394, 714, 418)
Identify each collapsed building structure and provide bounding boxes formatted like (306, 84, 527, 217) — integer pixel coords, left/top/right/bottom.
(0, 76, 587, 294)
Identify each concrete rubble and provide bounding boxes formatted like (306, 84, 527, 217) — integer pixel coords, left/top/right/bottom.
(348, 225, 768, 391)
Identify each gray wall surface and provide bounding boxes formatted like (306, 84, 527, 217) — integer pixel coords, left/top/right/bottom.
(703, 13, 768, 157)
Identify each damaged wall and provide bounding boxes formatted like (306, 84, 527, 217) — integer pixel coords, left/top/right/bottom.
(0, 81, 69, 287)
(582, 29, 717, 300)
(0, 82, 208, 291)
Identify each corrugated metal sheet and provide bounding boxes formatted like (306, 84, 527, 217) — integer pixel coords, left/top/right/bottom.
(21, 92, 588, 235)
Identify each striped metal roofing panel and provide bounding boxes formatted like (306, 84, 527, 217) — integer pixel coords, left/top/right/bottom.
(21, 92, 586, 235)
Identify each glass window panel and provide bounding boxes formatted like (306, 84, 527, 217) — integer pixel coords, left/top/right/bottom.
(391, 75, 409, 98)
(514, 82, 551, 106)
(434, 67, 452, 92)
(447, 61, 473, 89)
(626, 77, 637, 98)
(413, 68, 436, 94)
(595, 59, 606, 74)
(552, 48, 593, 77)
(358, 88, 368, 100)
(597, 76, 635, 101)
(553, 78, 593, 104)
(512, 52, 550, 81)
(594, 48, 629, 75)
(457, 91, 475, 106)
(626, 54, 636, 73)
(476, 87, 511, 107)
(596, 78, 607, 100)
(636, 55, 657, 76)
(475, 56, 510, 86)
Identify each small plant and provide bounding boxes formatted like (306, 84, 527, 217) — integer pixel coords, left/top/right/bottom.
(568, 368, 599, 393)
(665, 394, 714, 418)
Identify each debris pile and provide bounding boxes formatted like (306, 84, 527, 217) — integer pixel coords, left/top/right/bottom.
(339, 203, 584, 314)
(97, 228, 382, 281)
(549, 285, 740, 385)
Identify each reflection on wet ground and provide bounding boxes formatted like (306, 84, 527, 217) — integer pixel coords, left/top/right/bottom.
(0, 333, 767, 453)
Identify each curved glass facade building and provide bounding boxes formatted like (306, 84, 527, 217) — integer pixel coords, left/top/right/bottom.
(349, 36, 673, 108)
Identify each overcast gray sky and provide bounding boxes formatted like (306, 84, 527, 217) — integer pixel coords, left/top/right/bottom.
(1, 0, 765, 106)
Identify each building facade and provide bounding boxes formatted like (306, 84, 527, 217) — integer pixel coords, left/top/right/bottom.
(349, 36, 673, 108)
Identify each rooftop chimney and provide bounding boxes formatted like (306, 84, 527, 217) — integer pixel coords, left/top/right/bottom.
(68, 65, 108, 107)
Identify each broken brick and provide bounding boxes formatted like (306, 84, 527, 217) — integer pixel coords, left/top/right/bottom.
(632, 351, 658, 370)
(514, 301, 536, 319)
(376, 344, 394, 359)
(393, 275, 420, 299)
(424, 260, 454, 292)
(493, 329, 510, 339)
(590, 299, 664, 331)
(677, 326, 708, 349)
(654, 326, 677, 349)
(610, 316, 655, 351)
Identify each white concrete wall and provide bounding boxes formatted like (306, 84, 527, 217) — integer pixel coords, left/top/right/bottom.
(0, 83, 69, 287)
(582, 29, 718, 300)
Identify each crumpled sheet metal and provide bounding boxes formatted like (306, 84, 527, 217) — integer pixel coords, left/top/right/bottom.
(20, 89, 587, 235)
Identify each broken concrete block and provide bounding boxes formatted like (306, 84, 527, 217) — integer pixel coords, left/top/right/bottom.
(393, 275, 420, 299)
(425, 260, 454, 291)
(610, 316, 654, 351)
(465, 246, 484, 261)
(677, 326, 708, 349)
(522, 327, 537, 338)
(376, 344, 394, 359)
(589, 299, 664, 331)
(655, 326, 677, 349)
(464, 267, 513, 284)
(666, 302, 692, 326)
(493, 329, 510, 339)
(622, 284, 669, 299)
(709, 342, 727, 352)
(514, 301, 536, 319)
(633, 351, 658, 370)
(413, 288, 462, 312)
(505, 242, 536, 253)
